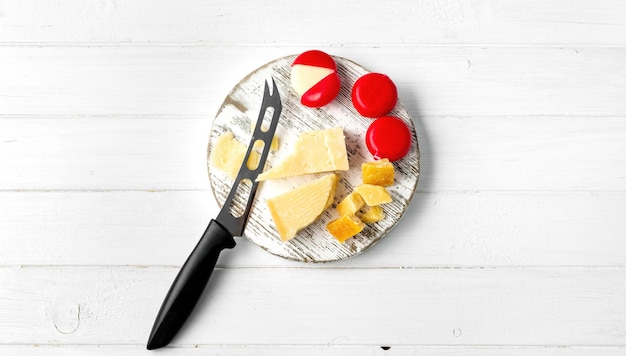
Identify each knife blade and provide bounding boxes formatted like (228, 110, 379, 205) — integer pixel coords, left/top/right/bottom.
(146, 78, 282, 350)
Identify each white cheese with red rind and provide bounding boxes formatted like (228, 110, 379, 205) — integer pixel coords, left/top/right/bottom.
(291, 65, 334, 97)
(291, 50, 340, 108)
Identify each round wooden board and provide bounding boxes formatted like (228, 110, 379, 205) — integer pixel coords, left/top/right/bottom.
(207, 54, 419, 263)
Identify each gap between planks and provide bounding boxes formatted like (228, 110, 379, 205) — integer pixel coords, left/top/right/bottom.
(1, 265, 625, 270)
(1, 42, 626, 48)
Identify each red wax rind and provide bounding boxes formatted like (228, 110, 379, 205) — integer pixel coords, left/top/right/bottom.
(365, 116, 411, 161)
(301, 73, 341, 107)
(291, 50, 341, 108)
(352, 73, 398, 118)
(292, 50, 337, 70)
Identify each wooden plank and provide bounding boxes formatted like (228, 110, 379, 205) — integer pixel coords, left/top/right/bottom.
(2, 191, 625, 267)
(1, 345, 625, 356)
(2, 116, 625, 191)
(1, 267, 624, 346)
(0, 117, 211, 191)
(1, 0, 625, 45)
(1, 46, 626, 117)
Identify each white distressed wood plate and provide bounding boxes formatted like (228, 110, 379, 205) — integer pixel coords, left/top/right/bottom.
(207, 54, 419, 262)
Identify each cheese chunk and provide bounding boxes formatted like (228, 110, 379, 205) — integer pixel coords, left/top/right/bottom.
(256, 127, 349, 181)
(210, 131, 259, 180)
(327, 214, 365, 243)
(267, 174, 339, 241)
(336, 192, 365, 216)
(353, 184, 392, 206)
(360, 205, 385, 223)
(362, 158, 395, 186)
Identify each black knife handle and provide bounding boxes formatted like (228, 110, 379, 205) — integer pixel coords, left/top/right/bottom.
(146, 219, 236, 350)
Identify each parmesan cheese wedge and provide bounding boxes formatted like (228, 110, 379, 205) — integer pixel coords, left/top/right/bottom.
(267, 174, 339, 241)
(256, 127, 349, 181)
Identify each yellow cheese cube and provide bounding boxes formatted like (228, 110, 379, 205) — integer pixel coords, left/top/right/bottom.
(361, 158, 395, 186)
(256, 127, 349, 181)
(353, 184, 392, 206)
(360, 205, 385, 223)
(266, 174, 339, 241)
(327, 214, 365, 243)
(336, 192, 365, 216)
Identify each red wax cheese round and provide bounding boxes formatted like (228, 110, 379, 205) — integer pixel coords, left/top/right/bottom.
(352, 73, 398, 118)
(291, 50, 341, 108)
(365, 116, 411, 161)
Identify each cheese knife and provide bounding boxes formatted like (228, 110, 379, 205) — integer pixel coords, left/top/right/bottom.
(147, 78, 282, 350)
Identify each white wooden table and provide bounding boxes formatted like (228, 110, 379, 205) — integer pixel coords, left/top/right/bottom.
(2, 1, 625, 355)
